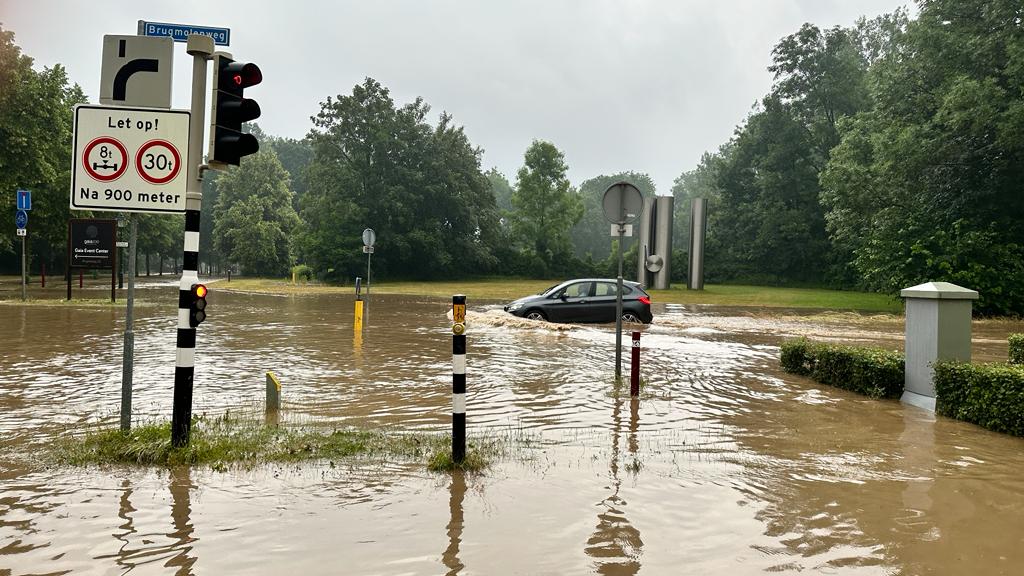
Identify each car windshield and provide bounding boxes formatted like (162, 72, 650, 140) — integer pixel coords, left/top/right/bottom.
(540, 284, 561, 295)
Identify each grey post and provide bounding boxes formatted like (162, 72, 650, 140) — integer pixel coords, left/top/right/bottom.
(362, 228, 375, 321)
(21, 232, 26, 301)
(602, 182, 644, 381)
(170, 34, 214, 447)
(901, 281, 979, 411)
(616, 223, 624, 379)
(120, 216, 137, 431)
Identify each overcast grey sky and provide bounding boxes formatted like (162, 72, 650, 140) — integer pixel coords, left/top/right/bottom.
(3, 0, 909, 194)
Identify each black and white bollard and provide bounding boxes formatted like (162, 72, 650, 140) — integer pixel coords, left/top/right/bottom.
(172, 209, 202, 447)
(452, 295, 467, 463)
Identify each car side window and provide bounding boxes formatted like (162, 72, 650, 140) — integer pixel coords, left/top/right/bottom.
(564, 282, 592, 298)
(595, 282, 616, 297)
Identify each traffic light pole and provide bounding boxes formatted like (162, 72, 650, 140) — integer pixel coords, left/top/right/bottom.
(172, 34, 214, 447)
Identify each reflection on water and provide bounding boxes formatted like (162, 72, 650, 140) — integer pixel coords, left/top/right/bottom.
(2, 291, 1024, 574)
(443, 470, 465, 576)
(585, 390, 643, 575)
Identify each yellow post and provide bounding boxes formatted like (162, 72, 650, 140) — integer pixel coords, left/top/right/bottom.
(354, 298, 364, 331)
(266, 371, 281, 412)
(291, 270, 296, 284)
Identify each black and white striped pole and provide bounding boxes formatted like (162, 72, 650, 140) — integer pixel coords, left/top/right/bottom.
(452, 295, 467, 463)
(171, 35, 214, 447)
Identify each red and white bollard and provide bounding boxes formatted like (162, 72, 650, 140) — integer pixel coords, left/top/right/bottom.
(630, 331, 641, 397)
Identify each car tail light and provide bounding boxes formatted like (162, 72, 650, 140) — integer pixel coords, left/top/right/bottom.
(639, 296, 651, 305)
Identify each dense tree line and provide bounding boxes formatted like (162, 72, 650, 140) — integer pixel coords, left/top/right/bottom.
(3, 0, 1023, 313)
(674, 0, 1024, 314)
(1, 25, 187, 277)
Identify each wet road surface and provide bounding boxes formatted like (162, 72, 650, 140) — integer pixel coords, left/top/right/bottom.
(2, 284, 1023, 575)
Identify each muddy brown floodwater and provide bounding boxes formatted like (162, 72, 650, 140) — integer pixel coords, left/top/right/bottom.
(2, 284, 1024, 575)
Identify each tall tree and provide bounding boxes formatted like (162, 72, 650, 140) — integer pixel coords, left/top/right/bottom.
(769, 23, 870, 157)
(486, 168, 514, 212)
(509, 141, 583, 268)
(264, 134, 313, 211)
(212, 148, 299, 276)
(0, 26, 86, 269)
(299, 78, 499, 280)
(670, 152, 722, 251)
(707, 98, 830, 284)
(821, 0, 1024, 314)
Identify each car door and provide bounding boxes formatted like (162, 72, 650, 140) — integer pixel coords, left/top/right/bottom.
(590, 281, 620, 322)
(546, 281, 594, 322)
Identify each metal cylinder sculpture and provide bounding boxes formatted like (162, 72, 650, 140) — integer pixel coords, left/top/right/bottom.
(636, 196, 674, 289)
(688, 198, 708, 290)
(630, 331, 641, 397)
(637, 197, 655, 288)
(452, 295, 467, 463)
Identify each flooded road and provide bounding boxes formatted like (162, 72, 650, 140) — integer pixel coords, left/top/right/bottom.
(2, 285, 1024, 575)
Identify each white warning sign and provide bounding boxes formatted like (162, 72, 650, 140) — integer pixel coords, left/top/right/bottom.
(70, 104, 190, 214)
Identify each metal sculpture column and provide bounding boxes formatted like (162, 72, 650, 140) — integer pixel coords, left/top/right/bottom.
(687, 198, 708, 290)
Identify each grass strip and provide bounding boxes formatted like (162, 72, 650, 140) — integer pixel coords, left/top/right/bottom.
(50, 412, 500, 472)
(219, 277, 901, 312)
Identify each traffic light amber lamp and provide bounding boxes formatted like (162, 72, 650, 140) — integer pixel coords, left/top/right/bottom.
(209, 54, 262, 168)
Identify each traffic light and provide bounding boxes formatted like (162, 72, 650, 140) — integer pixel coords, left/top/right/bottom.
(209, 54, 262, 167)
(189, 283, 208, 327)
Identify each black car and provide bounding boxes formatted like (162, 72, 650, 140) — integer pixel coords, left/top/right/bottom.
(503, 278, 653, 324)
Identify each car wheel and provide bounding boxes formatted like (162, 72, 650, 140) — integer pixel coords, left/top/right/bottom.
(525, 310, 547, 321)
(622, 312, 642, 324)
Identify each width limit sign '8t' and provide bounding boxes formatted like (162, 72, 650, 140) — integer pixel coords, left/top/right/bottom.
(70, 104, 190, 214)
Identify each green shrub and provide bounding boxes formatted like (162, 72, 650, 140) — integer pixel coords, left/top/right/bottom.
(780, 338, 904, 399)
(779, 338, 813, 375)
(934, 362, 1024, 436)
(1009, 334, 1024, 365)
(291, 264, 313, 283)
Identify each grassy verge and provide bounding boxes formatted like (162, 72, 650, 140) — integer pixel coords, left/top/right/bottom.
(220, 277, 901, 312)
(50, 412, 506, 472)
(0, 298, 155, 307)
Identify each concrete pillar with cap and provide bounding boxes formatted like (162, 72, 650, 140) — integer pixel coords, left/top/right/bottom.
(901, 281, 979, 411)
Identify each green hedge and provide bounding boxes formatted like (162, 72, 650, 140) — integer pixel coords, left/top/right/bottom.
(934, 362, 1024, 436)
(780, 338, 904, 399)
(1009, 334, 1024, 364)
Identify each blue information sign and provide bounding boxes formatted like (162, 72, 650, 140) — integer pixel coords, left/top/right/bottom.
(16, 209, 28, 229)
(16, 189, 31, 211)
(138, 20, 230, 46)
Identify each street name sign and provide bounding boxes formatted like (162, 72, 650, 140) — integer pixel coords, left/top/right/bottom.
(100, 36, 173, 108)
(138, 20, 230, 46)
(71, 104, 190, 214)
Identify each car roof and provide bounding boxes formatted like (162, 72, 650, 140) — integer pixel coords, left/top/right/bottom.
(559, 278, 642, 285)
